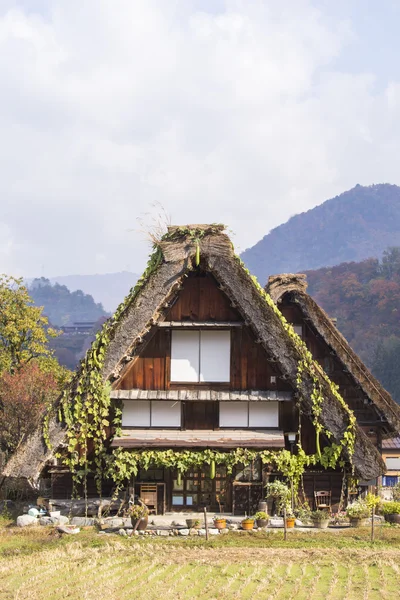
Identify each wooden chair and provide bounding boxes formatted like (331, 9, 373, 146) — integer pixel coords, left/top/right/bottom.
(139, 484, 158, 514)
(314, 491, 331, 512)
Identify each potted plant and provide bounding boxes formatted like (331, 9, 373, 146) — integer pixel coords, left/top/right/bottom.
(285, 511, 296, 528)
(186, 518, 201, 529)
(265, 480, 294, 528)
(213, 516, 227, 530)
(346, 499, 370, 527)
(241, 517, 255, 530)
(128, 503, 149, 531)
(381, 501, 400, 524)
(310, 510, 330, 529)
(254, 511, 269, 528)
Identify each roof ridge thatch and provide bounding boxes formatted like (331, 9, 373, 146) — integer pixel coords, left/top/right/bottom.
(266, 273, 400, 436)
(2, 226, 386, 484)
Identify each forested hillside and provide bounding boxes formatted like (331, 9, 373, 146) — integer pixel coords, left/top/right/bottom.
(242, 184, 400, 283)
(29, 278, 109, 326)
(28, 279, 109, 370)
(305, 248, 400, 403)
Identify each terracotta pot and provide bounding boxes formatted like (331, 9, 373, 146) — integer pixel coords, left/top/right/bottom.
(241, 520, 254, 530)
(384, 514, 400, 525)
(312, 520, 330, 529)
(286, 517, 296, 528)
(213, 519, 226, 530)
(131, 515, 148, 531)
(349, 517, 369, 528)
(256, 518, 269, 528)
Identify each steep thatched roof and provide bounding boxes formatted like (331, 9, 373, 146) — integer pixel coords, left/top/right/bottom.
(2, 225, 386, 484)
(267, 273, 400, 436)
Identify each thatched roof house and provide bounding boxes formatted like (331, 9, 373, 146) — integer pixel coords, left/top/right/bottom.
(2, 225, 393, 508)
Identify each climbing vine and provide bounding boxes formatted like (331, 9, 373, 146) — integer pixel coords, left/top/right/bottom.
(45, 226, 357, 501)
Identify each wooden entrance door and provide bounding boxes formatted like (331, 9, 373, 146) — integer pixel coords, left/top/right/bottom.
(183, 401, 218, 429)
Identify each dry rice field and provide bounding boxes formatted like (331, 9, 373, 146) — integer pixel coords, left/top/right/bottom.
(0, 529, 400, 599)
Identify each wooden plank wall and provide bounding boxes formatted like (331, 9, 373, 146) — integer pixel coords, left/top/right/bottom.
(117, 272, 293, 392)
(166, 273, 240, 322)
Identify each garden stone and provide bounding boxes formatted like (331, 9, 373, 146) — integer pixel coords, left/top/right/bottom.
(134, 530, 139, 536)
(17, 515, 37, 527)
(295, 519, 303, 527)
(159, 530, 170, 536)
(126, 529, 133, 536)
(57, 525, 80, 535)
(71, 517, 94, 527)
(119, 528, 127, 537)
(208, 528, 219, 535)
(39, 517, 54, 526)
(270, 518, 284, 528)
(102, 518, 124, 528)
(178, 528, 189, 536)
(198, 528, 206, 536)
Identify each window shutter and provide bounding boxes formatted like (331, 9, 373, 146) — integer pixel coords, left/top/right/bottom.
(122, 400, 150, 427)
(199, 330, 230, 382)
(171, 331, 200, 382)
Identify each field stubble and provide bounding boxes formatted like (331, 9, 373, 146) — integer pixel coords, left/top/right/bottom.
(0, 528, 400, 600)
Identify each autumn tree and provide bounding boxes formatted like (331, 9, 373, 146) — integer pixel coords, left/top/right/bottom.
(0, 275, 70, 457)
(0, 362, 60, 454)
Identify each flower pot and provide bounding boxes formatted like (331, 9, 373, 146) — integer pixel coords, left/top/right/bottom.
(131, 515, 148, 531)
(186, 519, 201, 529)
(213, 518, 226, 530)
(256, 518, 269, 528)
(312, 520, 330, 529)
(384, 514, 400, 525)
(241, 520, 254, 530)
(285, 517, 296, 528)
(349, 517, 369, 528)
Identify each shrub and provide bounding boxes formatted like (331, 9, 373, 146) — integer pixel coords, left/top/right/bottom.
(310, 510, 330, 522)
(346, 499, 370, 519)
(254, 511, 268, 520)
(381, 501, 400, 515)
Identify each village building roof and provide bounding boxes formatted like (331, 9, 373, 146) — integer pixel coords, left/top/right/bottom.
(2, 225, 389, 484)
(266, 273, 400, 437)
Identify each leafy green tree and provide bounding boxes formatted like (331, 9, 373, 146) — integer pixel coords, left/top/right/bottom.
(0, 275, 71, 457)
(0, 275, 59, 374)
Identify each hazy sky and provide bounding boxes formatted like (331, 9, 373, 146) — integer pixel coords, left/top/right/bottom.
(2, 0, 400, 277)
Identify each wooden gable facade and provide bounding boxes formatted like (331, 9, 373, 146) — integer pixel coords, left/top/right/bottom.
(111, 271, 299, 514)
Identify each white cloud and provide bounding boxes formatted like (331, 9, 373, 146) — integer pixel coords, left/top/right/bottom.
(0, 0, 399, 276)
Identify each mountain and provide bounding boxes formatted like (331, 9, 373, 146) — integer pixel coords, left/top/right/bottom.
(241, 184, 400, 284)
(29, 278, 109, 327)
(304, 248, 400, 403)
(49, 271, 139, 312)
